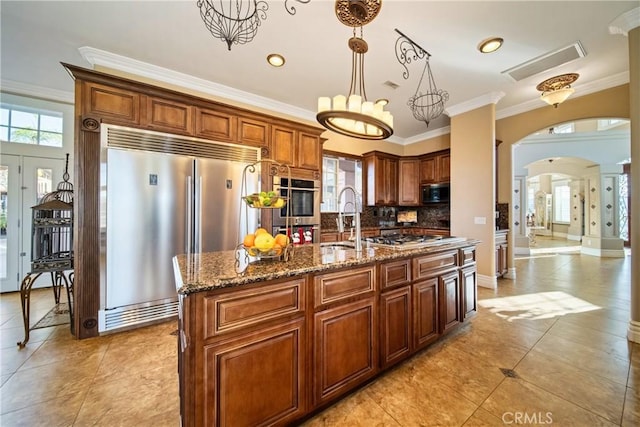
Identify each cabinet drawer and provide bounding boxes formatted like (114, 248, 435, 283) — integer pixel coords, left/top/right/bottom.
(413, 251, 458, 279)
(380, 259, 412, 289)
(314, 265, 376, 308)
(202, 278, 305, 339)
(459, 247, 476, 265)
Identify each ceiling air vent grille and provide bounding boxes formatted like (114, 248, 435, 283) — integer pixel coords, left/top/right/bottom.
(501, 41, 586, 82)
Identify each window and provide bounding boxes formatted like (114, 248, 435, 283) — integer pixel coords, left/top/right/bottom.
(321, 155, 362, 212)
(553, 183, 570, 223)
(1, 106, 63, 147)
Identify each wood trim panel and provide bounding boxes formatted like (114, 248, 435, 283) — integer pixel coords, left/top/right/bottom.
(313, 265, 376, 308)
(202, 278, 305, 339)
(413, 250, 458, 280)
(380, 258, 412, 290)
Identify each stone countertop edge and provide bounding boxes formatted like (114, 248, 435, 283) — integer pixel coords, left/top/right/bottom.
(174, 239, 480, 296)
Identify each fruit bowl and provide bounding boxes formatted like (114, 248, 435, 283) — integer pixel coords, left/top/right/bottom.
(243, 245, 284, 258)
(242, 194, 287, 208)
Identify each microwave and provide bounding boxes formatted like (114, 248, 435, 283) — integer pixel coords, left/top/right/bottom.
(422, 183, 450, 204)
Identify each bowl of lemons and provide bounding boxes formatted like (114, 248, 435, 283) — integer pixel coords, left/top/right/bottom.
(243, 229, 290, 259)
(243, 191, 286, 208)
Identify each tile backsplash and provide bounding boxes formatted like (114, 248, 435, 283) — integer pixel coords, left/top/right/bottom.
(322, 204, 450, 230)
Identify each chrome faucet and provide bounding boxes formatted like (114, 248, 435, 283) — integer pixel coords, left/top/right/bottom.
(337, 186, 362, 253)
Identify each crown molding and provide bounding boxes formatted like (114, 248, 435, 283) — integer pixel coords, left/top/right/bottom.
(0, 79, 74, 104)
(402, 126, 451, 146)
(496, 71, 629, 120)
(444, 91, 505, 118)
(78, 46, 317, 124)
(609, 6, 640, 36)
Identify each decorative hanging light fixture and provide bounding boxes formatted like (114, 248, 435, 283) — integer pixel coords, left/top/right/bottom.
(394, 29, 449, 128)
(537, 73, 579, 108)
(316, 0, 393, 140)
(197, 0, 308, 50)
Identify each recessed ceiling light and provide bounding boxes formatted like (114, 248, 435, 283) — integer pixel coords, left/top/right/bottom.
(478, 37, 503, 54)
(267, 53, 285, 67)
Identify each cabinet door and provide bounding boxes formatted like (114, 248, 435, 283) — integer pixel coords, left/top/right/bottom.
(83, 81, 141, 124)
(195, 108, 236, 142)
(398, 159, 420, 206)
(204, 319, 306, 427)
(313, 298, 378, 405)
(385, 158, 398, 205)
(413, 278, 439, 350)
(380, 286, 411, 368)
(460, 266, 477, 319)
(440, 270, 461, 334)
(437, 153, 451, 182)
(272, 126, 296, 166)
(238, 117, 270, 146)
(297, 132, 321, 170)
(145, 97, 193, 134)
(420, 156, 437, 184)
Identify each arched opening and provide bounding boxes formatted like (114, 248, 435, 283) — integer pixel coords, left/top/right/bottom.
(513, 118, 630, 255)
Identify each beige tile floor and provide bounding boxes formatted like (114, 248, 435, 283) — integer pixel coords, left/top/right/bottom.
(0, 236, 637, 426)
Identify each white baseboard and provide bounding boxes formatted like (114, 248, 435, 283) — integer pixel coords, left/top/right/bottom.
(503, 268, 516, 280)
(567, 234, 582, 241)
(628, 320, 640, 343)
(477, 274, 497, 289)
(580, 247, 626, 258)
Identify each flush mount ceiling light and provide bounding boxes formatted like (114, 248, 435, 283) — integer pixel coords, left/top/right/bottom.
(317, 0, 393, 140)
(478, 37, 504, 53)
(537, 73, 579, 108)
(197, 0, 308, 50)
(267, 53, 285, 67)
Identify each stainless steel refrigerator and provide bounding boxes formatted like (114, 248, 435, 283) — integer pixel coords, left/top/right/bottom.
(98, 125, 259, 332)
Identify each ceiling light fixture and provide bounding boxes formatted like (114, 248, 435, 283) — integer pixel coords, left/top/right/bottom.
(317, 0, 393, 140)
(197, 0, 308, 50)
(267, 53, 285, 67)
(394, 29, 449, 128)
(478, 37, 504, 53)
(537, 73, 579, 108)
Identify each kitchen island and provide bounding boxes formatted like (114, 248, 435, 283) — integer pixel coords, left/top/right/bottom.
(174, 239, 479, 426)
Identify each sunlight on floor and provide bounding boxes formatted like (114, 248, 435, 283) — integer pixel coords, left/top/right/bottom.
(531, 245, 582, 254)
(478, 291, 601, 321)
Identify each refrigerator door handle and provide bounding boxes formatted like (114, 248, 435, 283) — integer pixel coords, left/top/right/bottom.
(186, 176, 193, 254)
(194, 176, 203, 253)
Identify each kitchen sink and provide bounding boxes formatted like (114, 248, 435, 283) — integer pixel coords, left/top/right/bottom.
(320, 242, 356, 251)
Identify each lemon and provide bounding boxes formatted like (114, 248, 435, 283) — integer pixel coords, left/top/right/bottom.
(273, 198, 285, 208)
(254, 233, 275, 251)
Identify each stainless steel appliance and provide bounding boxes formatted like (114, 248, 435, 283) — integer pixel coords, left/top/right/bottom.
(98, 125, 259, 333)
(272, 176, 320, 226)
(421, 182, 450, 204)
(365, 233, 465, 250)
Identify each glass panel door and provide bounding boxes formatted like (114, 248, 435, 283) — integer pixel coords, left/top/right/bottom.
(0, 155, 21, 292)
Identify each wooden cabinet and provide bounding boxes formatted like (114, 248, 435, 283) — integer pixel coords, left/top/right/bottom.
(82, 81, 141, 124)
(312, 266, 377, 405)
(495, 230, 508, 277)
(204, 319, 306, 426)
(460, 265, 477, 319)
(320, 231, 341, 243)
(144, 97, 194, 134)
(237, 116, 269, 146)
(420, 150, 450, 184)
(398, 158, 420, 206)
(380, 286, 411, 368)
(195, 107, 236, 142)
(439, 270, 461, 334)
(413, 278, 439, 349)
(272, 125, 322, 171)
(363, 151, 398, 206)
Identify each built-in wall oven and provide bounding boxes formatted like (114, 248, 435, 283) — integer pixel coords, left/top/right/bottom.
(272, 176, 321, 227)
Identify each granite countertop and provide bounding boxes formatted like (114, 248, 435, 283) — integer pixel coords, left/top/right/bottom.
(174, 239, 479, 295)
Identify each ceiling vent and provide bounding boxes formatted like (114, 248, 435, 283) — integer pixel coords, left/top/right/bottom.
(501, 41, 586, 82)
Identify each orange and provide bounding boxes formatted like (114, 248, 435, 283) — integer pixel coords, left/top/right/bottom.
(254, 227, 268, 236)
(274, 234, 290, 247)
(243, 233, 255, 247)
(272, 243, 283, 255)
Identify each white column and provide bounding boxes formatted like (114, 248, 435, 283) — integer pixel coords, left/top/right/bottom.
(567, 179, 584, 241)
